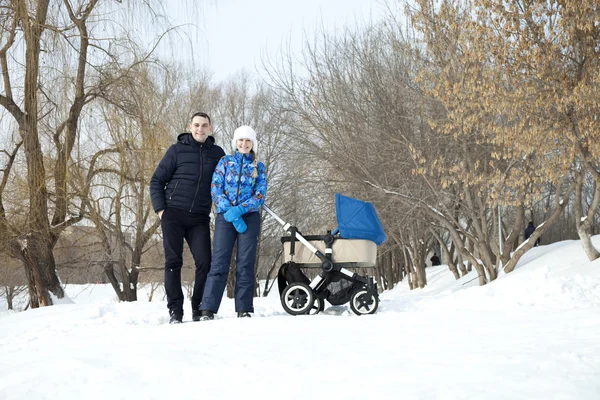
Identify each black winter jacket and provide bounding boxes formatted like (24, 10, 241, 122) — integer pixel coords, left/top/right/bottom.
(150, 133, 225, 215)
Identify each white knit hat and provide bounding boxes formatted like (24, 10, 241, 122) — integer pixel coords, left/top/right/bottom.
(231, 125, 257, 154)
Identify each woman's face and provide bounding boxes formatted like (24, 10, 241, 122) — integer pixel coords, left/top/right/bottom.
(236, 138, 253, 154)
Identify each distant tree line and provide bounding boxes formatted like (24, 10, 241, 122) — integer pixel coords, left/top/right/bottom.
(0, 0, 598, 309)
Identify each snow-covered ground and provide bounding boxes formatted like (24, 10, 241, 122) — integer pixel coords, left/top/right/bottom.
(1, 237, 600, 399)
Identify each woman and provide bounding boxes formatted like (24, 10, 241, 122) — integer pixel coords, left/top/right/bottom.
(199, 125, 267, 319)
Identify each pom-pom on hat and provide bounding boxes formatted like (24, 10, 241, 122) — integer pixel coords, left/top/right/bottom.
(231, 125, 257, 154)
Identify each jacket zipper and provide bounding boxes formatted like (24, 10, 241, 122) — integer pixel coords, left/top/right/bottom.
(169, 180, 180, 200)
(235, 154, 244, 206)
(189, 145, 204, 212)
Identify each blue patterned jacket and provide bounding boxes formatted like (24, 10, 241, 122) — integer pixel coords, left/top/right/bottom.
(211, 151, 267, 214)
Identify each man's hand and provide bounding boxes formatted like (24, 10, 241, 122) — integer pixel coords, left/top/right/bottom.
(158, 210, 164, 219)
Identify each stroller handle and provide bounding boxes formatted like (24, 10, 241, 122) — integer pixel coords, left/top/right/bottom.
(261, 204, 288, 228)
(262, 204, 322, 256)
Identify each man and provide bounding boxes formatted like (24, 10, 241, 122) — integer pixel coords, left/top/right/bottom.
(150, 112, 225, 323)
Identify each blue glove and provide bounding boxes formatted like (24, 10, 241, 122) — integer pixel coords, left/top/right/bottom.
(224, 205, 245, 222)
(232, 217, 247, 233)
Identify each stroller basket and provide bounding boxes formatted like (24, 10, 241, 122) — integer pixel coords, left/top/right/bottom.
(263, 194, 386, 316)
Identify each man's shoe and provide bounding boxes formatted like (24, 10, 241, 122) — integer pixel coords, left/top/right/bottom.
(198, 310, 214, 321)
(192, 310, 202, 322)
(237, 311, 251, 318)
(169, 311, 183, 324)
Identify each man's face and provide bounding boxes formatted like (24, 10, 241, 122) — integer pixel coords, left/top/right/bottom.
(189, 116, 211, 143)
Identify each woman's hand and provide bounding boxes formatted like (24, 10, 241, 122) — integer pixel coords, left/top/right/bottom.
(232, 218, 247, 233)
(224, 205, 245, 222)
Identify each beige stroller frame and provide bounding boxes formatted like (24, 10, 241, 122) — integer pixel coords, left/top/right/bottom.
(282, 238, 377, 268)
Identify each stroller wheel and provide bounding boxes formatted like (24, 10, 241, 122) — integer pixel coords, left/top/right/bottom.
(350, 289, 379, 315)
(309, 296, 325, 315)
(281, 283, 315, 315)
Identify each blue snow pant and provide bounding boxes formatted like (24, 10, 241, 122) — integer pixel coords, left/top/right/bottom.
(161, 207, 211, 315)
(200, 212, 261, 314)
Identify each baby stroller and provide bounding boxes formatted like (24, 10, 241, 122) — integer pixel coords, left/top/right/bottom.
(263, 194, 386, 316)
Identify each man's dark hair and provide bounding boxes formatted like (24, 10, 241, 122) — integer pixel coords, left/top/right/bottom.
(191, 112, 211, 125)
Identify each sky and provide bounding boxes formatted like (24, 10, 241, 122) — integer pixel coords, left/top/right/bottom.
(1, 236, 600, 399)
(155, 0, 388, 82)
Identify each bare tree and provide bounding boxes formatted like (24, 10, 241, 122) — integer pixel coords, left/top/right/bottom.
(0, 255, 27, 310)
(0, 1, 173, 307)
(265, 21, 450, 288)
(76, 62, 189, 301)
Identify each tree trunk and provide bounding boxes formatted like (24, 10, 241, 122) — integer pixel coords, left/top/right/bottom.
(431, 228, 459, 280)
(577, 226, 599, 261)
(15, 0, 66, 308)
(104, 262, 124, 301)
(377, 252, 385, 290)
(262, 249, 282, 297)
(395, 247, 404, 282)
(226, 243, 237, 298)
(504, 180, 576, 273)
(574, 172, 600, 261)
(453, 240, 468, 276)
(4, 287, 14, 310)
(407, 245, 426, 288)
(414, 262, 426, 288)
(398, 263, 404, 282)
(403, 247, 414, 290)
(465, 239, 474, 273)
(385, 251, 393, 286)
(456, 253, 468, 276)
(23, 235, 64, 306)
(226, 263, 236, 299)
(22, 258, 41, 308)
(375, 258, 386, 291)
(122, 247, 140, 302)
(499, 202, 525, 268)
(471, 259, 487, 286)
(147, 282, 159, 302)
(414, 241, 427, 289)
(121, 267, 138, 302)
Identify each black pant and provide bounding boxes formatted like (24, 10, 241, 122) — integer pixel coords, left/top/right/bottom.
(161, 207, 211, 314)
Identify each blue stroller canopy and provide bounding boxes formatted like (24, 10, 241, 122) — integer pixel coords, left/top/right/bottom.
(335, 193, 387, 246)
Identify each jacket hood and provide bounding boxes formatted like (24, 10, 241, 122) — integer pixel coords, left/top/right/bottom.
(177, 132, 216, 146)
